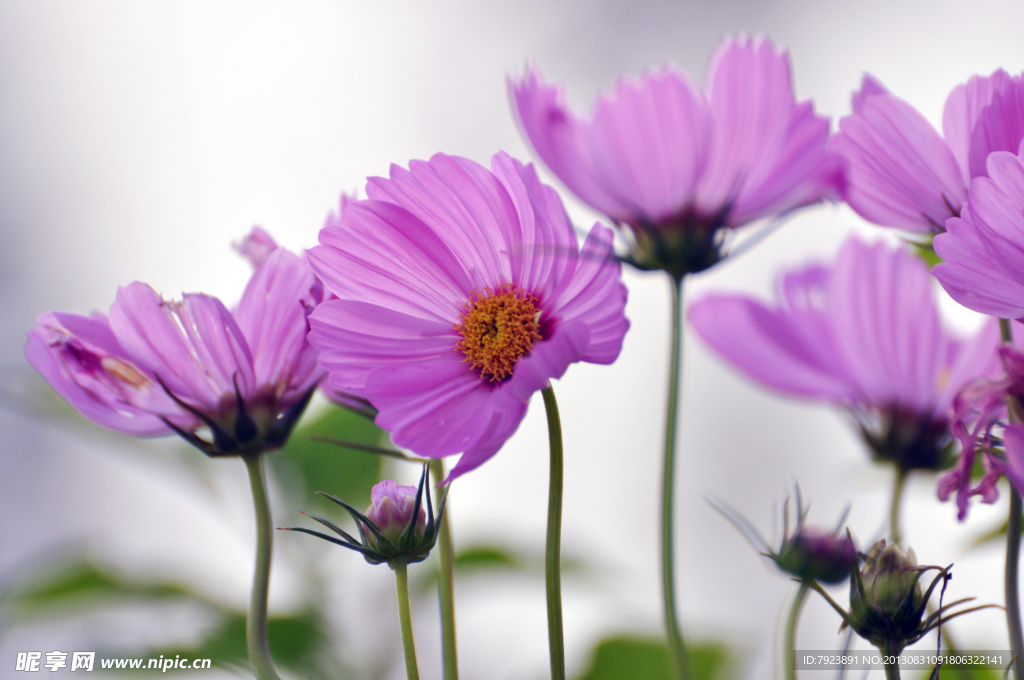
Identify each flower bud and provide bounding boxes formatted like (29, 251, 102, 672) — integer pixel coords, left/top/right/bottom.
(283, 465, 446, 569)
(774, 526, 858, 584)
(848, 539, 928, 652)
(365, 480, 427, 549)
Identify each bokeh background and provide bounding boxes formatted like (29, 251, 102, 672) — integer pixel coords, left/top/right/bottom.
(2, 0, 1022, 677)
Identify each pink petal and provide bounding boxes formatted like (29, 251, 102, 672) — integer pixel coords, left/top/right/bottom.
(832, 91, 965, 233)
(933, 214, 1024, 318)
(700, 35, 841, 224)
(235, 248, 324, 403)
(688, 292, 857, 402)
(365, 357, 495, 457)
(1004, 424, 1024, 496)
(851, 74, 890, 115)
(25, 313, 174, 435)
(308, 299, 455, 392)
(365, 154, 521, 289)
(309, 200, 470, 320)
(109, 282, 249, 413)
(829, 239, 947, 413)
(233, 226, 279, 269)
(583, 67, 710, 223)
(509, 67, 640, 221)
(968, 78, 1024, 179)
(943, 69, 1014, 184)
(544, 224, 629, 364)
(489, 152, 578, 300)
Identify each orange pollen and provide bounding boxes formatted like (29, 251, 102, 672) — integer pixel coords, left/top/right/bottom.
(454, 285, 542, 383)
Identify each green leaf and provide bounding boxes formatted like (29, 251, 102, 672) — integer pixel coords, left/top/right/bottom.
(149, 611, 327, 673)
(455, 546, 521, 571)
(2, 561, 193, 618)
(271, 404, 385, 510)
(574, 636, 730, 680)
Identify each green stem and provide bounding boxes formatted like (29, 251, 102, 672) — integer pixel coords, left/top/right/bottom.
(542, 386, 565, 680)
(429, 458, 459, 680)
(785, 583, 809, 680)
(394, 562, 421, 680)
(1002, 317, 1024, 680)
(883, 651, 901, 680)
(1008, 490, 1024, 680)
(242, 454, 283, 680)
(662, 275, 690, 680)
(890, 468, 907, 547)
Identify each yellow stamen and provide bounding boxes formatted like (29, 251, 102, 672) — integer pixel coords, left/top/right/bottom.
(101, 357, 150, 388)
(455, 285, 541, 382)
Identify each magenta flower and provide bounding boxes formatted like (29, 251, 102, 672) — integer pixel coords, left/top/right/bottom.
(831, 70, 1024, 234)
(933, 148, 1024, 317)
(510, 35, 844, 278)
(306, 151, 629, 479)
(25, 238, 325, 455)
(689, 236, 1003, 472)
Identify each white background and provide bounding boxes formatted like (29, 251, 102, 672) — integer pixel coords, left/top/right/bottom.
(1, 1, 1021, 678)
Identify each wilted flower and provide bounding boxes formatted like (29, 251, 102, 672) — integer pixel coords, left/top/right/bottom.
(306, 151, 629, 479)
(938, 345, 1024, 519)
(832, 70, 1024, 234)
(689, 237, 1003, 472)
(283, 467, 445, 568)
(25, 236, 324, 456)
(510, 35, 843, 279)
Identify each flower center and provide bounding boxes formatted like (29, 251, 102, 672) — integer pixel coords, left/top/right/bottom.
(455, 285, 541, 382)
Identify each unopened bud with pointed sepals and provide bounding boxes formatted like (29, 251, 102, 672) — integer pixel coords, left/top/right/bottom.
(847, 539, 936, 653)
(365, 480, 427, 550)
(281, 465, 447, 569)
(775, 527, 858, 585)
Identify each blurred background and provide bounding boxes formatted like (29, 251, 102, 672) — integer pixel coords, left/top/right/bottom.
(2, 0, 1023, 677)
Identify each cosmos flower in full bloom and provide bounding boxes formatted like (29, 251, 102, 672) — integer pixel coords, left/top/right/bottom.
(510, 35, 844, 278)
(689, 236, 1003, 473)
(832, 70, 1024, 234)
(25, 234, 325, 455)
(306, 151, 629, 479)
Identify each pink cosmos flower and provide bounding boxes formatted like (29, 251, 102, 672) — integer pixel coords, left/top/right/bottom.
(510, 35, 844, 278)
(306, 151, 629, 479)
(933, 147, 1024, 317)
(831, 70, 1024, 234)
(689, 236, 1003, 472)
(25, 236, 325, 455)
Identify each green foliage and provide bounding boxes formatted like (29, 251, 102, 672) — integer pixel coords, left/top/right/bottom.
(151, 610, 327, 674)
(574, 636, 730, 680)
(2, 562, 189, 616)
(455, 545, 522, 571)
(272, 404, 385, 510)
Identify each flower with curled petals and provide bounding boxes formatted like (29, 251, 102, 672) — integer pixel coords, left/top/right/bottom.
(832, 70, 1024, 234)
(25, 237, 325, 456)
(306, 151, 629, 479)
(510, 35, 844, 279)
(689, 237, 1005, 473)
(933, 147, 1024, 317)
